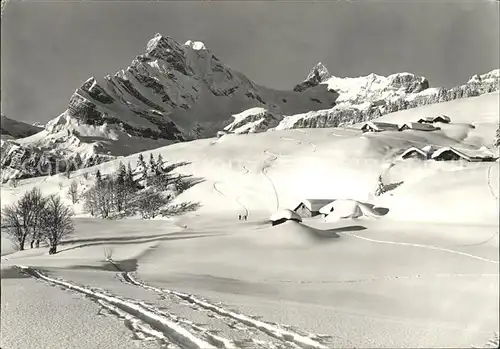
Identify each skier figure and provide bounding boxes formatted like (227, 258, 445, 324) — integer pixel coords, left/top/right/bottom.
(244, 215, 247, 221)
(238, 214, 241, 221)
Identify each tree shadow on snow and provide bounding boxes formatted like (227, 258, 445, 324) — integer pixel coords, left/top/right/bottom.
(359, 202, 390, 216)
(56, 233, 226, 254)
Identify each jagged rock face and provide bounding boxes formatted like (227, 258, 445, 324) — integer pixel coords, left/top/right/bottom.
(0, 140, 101, 183)
(60, 33, 336, 141)
(224, 108, 282, 134)
(276, 69, 499, 130)
(294, 62, 332, 92)
(2, 33, 337, 181)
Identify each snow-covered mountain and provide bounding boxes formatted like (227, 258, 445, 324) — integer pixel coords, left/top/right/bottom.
(1, 115, 43, 139)
(229, 65, 499, 133)
(1, 34, 337, 182)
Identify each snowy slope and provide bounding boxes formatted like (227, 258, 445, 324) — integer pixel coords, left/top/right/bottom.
(1, 34, 337, 181)
(1, 115, 43, 139)
(3, 92, 498, 224)
(232, 65, 499, 133)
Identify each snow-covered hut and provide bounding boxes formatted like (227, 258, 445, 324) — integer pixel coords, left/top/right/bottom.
(269, 209, 302, 226)
(399, 122, 440, 132)
(293, 199, 334, 218)
(417, 115, 451, 124)
(361, 121, 400, 133)
(400, 145, 435, 160)
(319, 200, 363, 220)
(431, 147, 471, 161)
(431, 147, 498, 162)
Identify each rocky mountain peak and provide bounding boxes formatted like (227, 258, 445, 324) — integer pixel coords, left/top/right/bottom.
(306, 62, 332, 83)
(145, 33, 185, 61)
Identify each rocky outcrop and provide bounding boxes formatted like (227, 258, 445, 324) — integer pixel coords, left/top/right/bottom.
(277, 68, 499, 131)
(2, 34, 338, 181)
(224, 108, 283, 134)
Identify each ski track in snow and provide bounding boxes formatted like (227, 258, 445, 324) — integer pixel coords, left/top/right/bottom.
(17, 266, 229, 349)
(280, 137, 302, 145)
(254, 273, 498, 285)
(486, 163, 498, 200)
(341, 233, 499, 264)
(119, 272, 330, 349)
(262, 150, 280, 210)
(291, 130, 316, 152)
(213, 182, 248, 216)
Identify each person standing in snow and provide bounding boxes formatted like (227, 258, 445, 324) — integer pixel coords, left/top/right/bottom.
(244, 215, 247, 221)
(238, 214, 241, 221)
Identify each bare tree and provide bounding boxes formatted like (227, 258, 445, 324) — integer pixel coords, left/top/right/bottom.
(9, 178, 19, 188)
(67, 180, 79, 204)
(1, 203, 25, 250)
(1, 188, 47, 250)
(82, 186, 98, 217)
(26, 188, 47, 248)
(39, 195, 74, 254)
(374, 175, 386, 197)
(134, 190, 171, 219)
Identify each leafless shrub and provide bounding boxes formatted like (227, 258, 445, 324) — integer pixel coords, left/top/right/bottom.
(67, 180, 79, 204)
(103, 247, 113, 261)
(1, 203, 25, 250)
(39, 195, 74, 254)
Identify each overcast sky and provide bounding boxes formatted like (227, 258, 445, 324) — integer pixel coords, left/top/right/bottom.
(1, 0, 499, 124)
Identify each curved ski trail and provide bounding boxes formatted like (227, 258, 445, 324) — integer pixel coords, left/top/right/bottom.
(262, 150, 280, 210)
(486, 163, 498, 200)
(213, 167, 250, 216)
(341, 233, 499, 264)
(285, 133, 316, 152)
(120, 272, 330, 349)
(280, 136, 302, 145)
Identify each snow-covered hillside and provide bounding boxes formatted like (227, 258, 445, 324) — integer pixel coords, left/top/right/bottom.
(1, 92, 498, 349)
(3, 92, 498, 221)
(230, 66, 499, 133)
(1, 115, 43, 139)
(1, 34, 338, 182)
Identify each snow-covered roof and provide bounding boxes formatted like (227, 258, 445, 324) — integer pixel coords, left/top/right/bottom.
(399, 122, 439, 131)
(361, 121, 400, 131)
(319, 201, 336, 215)
(400, 147, 429, 158)
(184, 40, 207, 51)
(430, 147, 470, 161)
(294, 199, 334, 212)
(418, 115, 451, 123)
(269, 209, 302, 222)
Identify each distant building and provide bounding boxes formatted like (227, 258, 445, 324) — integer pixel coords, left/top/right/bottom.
(293, 199, 334, 218)
(431, 147, 497, 162)
(399, 122, 440, 132)
(270, 209, 302, 226)
(361, 121, 400, 133)
(417, 115, 451, 124)
(400, 146, 431, 160)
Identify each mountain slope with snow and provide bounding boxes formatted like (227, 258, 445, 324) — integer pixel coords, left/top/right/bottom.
(228, 65, 499, 133)
(1, 115, 43, 139)
(1, 34, 337, 182)
(1, 92, 498, 349)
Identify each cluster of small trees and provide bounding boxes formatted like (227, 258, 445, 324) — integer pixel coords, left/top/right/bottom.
(1, 188, 74, 254)
(82, 153, 200, 219)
